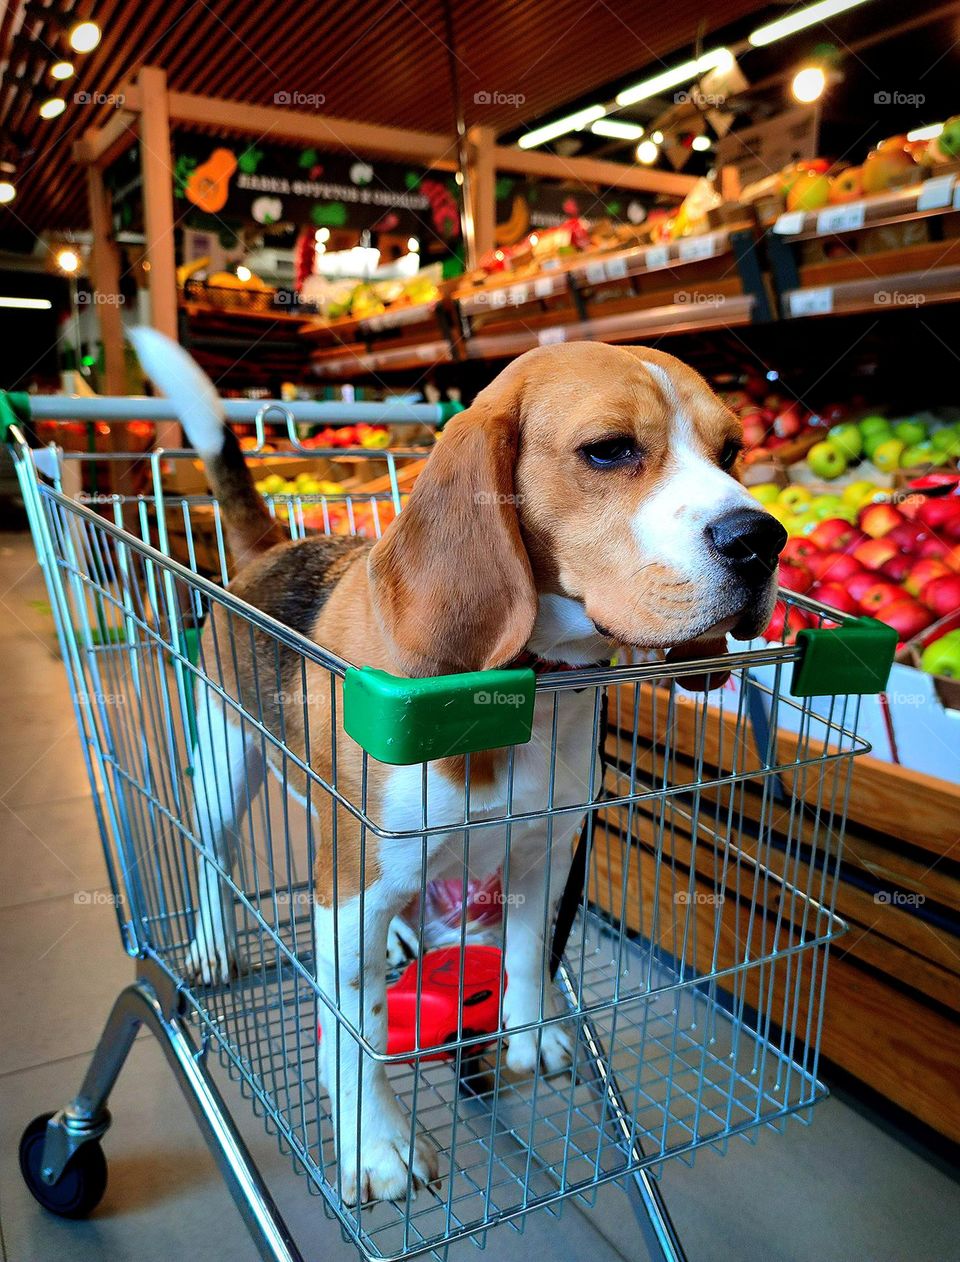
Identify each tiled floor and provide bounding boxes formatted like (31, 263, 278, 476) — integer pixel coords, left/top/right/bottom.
(0, 530, 957, 1262)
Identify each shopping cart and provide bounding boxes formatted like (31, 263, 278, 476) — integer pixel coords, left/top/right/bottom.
(3, 391, 896, 1262)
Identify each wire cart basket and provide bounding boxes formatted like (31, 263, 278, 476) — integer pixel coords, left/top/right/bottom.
(3, 390, 897, 1262)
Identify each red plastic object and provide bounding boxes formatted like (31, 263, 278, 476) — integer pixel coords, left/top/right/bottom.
(318, 945, 506, 1063)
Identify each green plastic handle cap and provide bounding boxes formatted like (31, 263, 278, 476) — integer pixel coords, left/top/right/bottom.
(791, 616, 898, 697)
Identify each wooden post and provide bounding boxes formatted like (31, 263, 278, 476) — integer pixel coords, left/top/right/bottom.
(468, 126, 496, 261)
(85, 159, 125, 395)
(138, 66, 178, 341)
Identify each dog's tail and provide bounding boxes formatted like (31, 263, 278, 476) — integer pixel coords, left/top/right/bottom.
(130, 327, 284, 567)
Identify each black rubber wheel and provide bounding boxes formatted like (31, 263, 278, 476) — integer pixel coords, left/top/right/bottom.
(19, 1113, 107, 1219)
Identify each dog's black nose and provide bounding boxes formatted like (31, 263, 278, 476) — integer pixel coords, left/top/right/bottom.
(706, 508, 787, 579)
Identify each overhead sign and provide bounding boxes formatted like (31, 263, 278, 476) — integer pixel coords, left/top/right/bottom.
(715, 108, 820, 185)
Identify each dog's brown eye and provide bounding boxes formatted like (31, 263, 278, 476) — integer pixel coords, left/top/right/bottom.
(580, 438, 641, 469)
(719, 439, 743, 471)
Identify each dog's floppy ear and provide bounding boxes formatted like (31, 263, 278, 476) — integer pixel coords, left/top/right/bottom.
(368, 384, 537, 677)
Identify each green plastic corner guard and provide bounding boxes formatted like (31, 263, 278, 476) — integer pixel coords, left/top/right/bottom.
(0, 391, 31, 441)
(791, 615, 897, 698)
(435, 400, 465, 428)
(343, 666, 535, 765)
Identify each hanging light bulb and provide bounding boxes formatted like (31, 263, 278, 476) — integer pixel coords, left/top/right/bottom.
(792, 65, 827, 103)
(39, 98, 66, 120)
(236, 264, 252, 282)
(69, 21, 102, 53)
(692, 134, 711, 152)
(636, 139, 659, 165)
(51, 61, 75, 81)
(56, 248, 81, 274)
(0, 181, 16, 205)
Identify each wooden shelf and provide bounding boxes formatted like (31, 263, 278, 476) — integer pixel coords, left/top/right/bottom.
(771, 176, 959, 241)
(783, 264, 960, 319)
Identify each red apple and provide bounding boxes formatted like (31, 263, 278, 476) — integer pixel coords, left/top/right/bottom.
(886, 521, 927, 553)
(945, 514, 960, 543)
(763, 601, 813, 644)
(809, 518, 860, 552)
(878, 598, 934, 640)
(917, 535, 948, 560)
(944, 544, 960, 574)
(880, 554, 912, 583)
(847, 569, 878, 604)
(898, 493, 926, 521)
(778, 562, 813, 594)
(773, 403, 806, 439)
(919, 574, 960, 618)
(808, 581, 860, 615)
(781, 537, 822, 570)
(858, 503, 906, 539)
(853, 538, 900, 571)
(915, 496, 960, 532)
(816, 552, 866, 583)
(904, 558, 951, 597)
(860, 581, 904, 613)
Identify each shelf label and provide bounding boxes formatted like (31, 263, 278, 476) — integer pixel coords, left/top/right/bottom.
(585, 261, 607, 284)
(508, 284, 529, 306)
(788, 287, 833, 317)
(538, 326, 566, 345)
(645, 245, 670, 269)
(604, 256, 629, 280)
(678, 235, 716, 261)
(773, 211, 805, 235)
(918, 174, 955, 211)
(817, 203, 865, 234)
(534, 276, 555, 299)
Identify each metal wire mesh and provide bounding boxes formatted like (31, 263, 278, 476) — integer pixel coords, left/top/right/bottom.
(11, 432, 867, 1261)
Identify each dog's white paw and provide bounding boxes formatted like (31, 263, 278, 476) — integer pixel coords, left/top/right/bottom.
(505, 1021, 573, 1075)
(386, 916, 420, 970)
(339, 1129, 438, 1205)
(184, 934, 240, 986)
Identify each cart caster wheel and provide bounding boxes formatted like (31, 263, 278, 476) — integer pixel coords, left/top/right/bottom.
(19, 1113, 107, 1218)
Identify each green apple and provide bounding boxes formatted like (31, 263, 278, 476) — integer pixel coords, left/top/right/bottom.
(779, 485, 813, 511)
(900, 442, 934, 468)
(931, 426, 960, 457)
(828, 423, 863, 461)
(807, 441, 847, 480)
(750, 482, 780, 505)
(858, 414, 890, 438)
(809, 494, 845, 519)
(864, 430, 898, 461)
(893, 418, 928, 446)
(920, 634, 960, 678)
(842, 479, 880, 508)
(938, 115, 960, 159)
(871, 438, 905, 473)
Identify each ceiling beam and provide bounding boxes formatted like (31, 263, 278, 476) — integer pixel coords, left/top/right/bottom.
(493, 145, 696, 196)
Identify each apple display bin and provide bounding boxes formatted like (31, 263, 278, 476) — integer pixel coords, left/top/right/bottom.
(4, 394, 895, 1262)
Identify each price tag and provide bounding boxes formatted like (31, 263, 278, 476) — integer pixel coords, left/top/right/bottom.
(916, 174, 955, 211)
(816, 203, 865, 233)
(541, 258, 560, 270)
(788, 287, 833, 317)
(773, 210, 805, 235)
(586, 261, 607, 284)
(508, 284, 529, 306)
(490, 288, 508, 307)
(534, 276, 555, 299)
(678, 235, 716, 261)
(646, 245, 670, 269)
(416, 345, 437, 361)
(538, 326, 566, 345)
(604, 256, 629, 280)
(364, 315, 385, 333)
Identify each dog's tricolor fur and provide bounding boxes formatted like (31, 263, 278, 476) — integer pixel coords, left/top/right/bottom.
(131, 329, 782, 1205)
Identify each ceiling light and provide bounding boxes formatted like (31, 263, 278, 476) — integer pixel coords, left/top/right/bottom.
(315, 227, 330, 243)
(749, 0, 872, 48)
(518, 104, 607, 149)
(51, 61, 75, 80)
(907, 123, 943, 142)
(616, 48, 732, 107)
(39, 97, 66, 119)
(235, 264, 252, 282)
(792, 65, 827, 103)
(407, 237, 420, 252)
(69, 21, 101, 53)
(692, 134, 711, 152)
(636, 140, 659, 165)
(56, 248, 81, 273)
(0, 181, 15, 204)
(591, 118, 645, 140)
(0, 296, 52, 309)
(651, 130, 664, 145)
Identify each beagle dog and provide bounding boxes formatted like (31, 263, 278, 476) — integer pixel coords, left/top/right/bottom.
(131, 330, 786, 1206)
